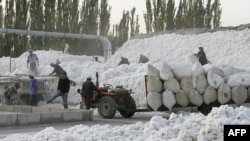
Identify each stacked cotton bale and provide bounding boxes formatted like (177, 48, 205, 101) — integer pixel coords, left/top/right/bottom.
(146, 64, 163, 111)
(146, 59, 250, 111)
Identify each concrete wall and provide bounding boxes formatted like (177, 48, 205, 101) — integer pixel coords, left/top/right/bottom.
(0, 105, 93, 127)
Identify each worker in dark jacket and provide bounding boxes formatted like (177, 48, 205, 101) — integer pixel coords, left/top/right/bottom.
(49, 62, 76, 86)
(49, 63, 65, 77)
(47, 71, 70, 109)
(195, 47, 208, 66)
(80, 75, 99, 110)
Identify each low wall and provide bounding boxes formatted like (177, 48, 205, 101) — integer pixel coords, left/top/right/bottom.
(0, 105, 93, 127)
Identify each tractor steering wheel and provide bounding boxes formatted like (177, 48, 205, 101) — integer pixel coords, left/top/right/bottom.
(104, 84, 113, 89)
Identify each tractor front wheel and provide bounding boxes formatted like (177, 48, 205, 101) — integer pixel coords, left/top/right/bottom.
(119, 97, 136, 118)
(98, 96, 117, 119)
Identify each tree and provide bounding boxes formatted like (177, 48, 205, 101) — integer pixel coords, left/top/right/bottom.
(3, 0, 15, 56)
(0, 0, 4, 56)
(29, 0, 44, 49)
(212, 0, 221, 28)
(165, 0, 175, 30)
(99, 0, 111, 36)
(175, 0, 184, 29)
(14, 0, 29, 56)
(205, 0, 213, 29)
(144, 0, 153, 33)
(117, 10, 129, 46)
(152, 0, 166, 32)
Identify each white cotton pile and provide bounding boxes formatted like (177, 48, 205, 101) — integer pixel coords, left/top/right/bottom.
(162, 90, 176, 110)
(217, 84, 231, 104)
(232, 85, 248, 106)
(189, 89, 203, 106)
(196, 74, 208, 94)
(180, 76, 193, 94)
(203, 86, 217, 105)
(175, 90, 189, 107)
(159, 62, 174, 80)
(147, 76, 163, 93)
(147, 92, 162, 111)
(163, 78, 180, 93)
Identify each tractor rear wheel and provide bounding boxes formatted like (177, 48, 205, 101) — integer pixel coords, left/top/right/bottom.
(119, 97, 136, 118)
(98, 96, 117, 119)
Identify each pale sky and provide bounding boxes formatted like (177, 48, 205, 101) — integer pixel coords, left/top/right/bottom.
(109, 0, 250, 33)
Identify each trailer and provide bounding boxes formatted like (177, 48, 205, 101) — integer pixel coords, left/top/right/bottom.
(143, 75, 250, 115)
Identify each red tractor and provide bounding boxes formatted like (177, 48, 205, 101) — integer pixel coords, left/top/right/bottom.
(81, 72, 136, 119)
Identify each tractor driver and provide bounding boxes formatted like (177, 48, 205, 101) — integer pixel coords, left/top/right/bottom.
(80, 75, 99, 110)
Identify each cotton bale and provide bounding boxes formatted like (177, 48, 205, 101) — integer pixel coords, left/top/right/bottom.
(203, 86, 217, 105)
(180, 76, 193, 94)
(163, 78, 180, 93)
(227, 74, 250, 87)
(162, 90, 176, 110)
(176, 90, 189, 107)
(196, 74, 208, 94)
(170, 63, 192, 81)
(146, 76, 163, 93)
(217, 83, 231, 104)
(203, 64, 224, 77)
(189, 89, 203, 106)
(147, 92, 162, 111)
(160, 62, 174, 80)
(207, 70, 224, 89)
(147, 64, 160, 77)
(232, 85, 248, 106)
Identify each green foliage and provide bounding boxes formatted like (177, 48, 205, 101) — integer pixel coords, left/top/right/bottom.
(145, 0, 222, 32)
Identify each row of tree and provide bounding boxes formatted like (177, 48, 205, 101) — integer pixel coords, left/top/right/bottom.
(144, 0, 222, 33)
(0, 0, 222, 58)
(0, 0, 112, 57)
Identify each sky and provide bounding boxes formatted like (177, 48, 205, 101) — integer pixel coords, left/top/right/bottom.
(109, 0, 250, 33)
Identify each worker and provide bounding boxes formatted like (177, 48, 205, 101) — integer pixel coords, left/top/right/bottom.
(3, 82, 20, 105)
(47, 71, 70, 109)
(29, 75, 38, 106)
(27, 49, 39, 75)
(49, 62, 76, 86)
(195, 47, 208, 66)
(80, 75, 99, 110)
